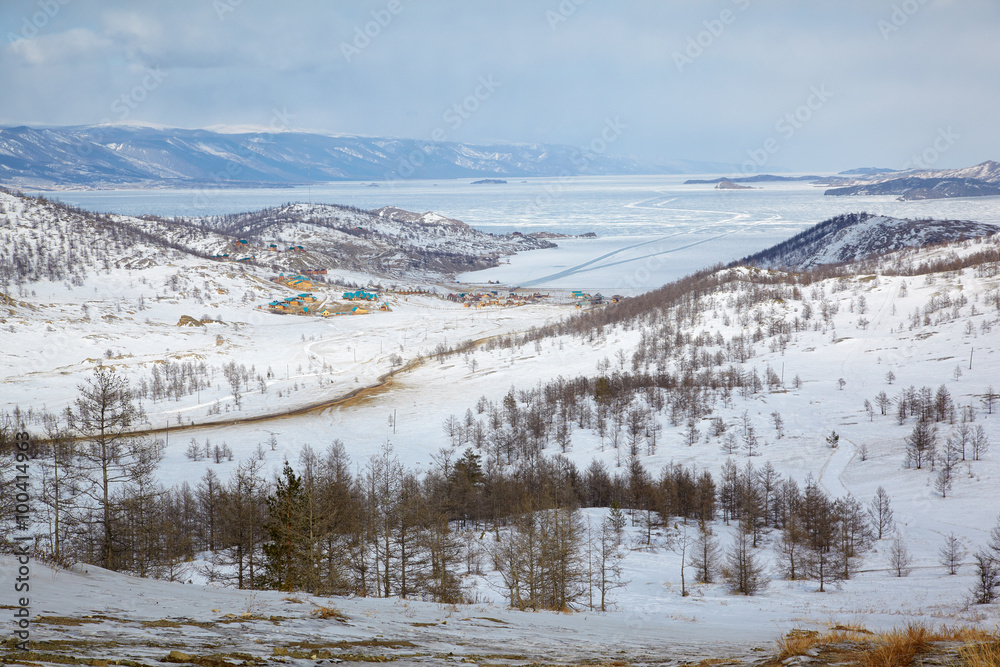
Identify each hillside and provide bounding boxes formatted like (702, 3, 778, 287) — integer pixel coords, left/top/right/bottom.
(0, 125, 732, 188)
(738, 212, 999, 270)
(0, 188, 551, 287)
(3, 193, 1000, 662)
(824, 160, 1000, 200)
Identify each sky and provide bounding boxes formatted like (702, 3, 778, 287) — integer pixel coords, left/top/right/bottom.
(1, 0, 998, 172)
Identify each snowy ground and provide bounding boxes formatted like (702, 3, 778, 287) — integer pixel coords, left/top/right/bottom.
(4, 203, 1000, 661)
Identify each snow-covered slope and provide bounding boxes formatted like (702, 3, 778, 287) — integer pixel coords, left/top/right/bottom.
(4, 192, 1000, 659)
(739, 212, 999, 270)
(0, 188, 551, 286)
(824, 160, 1000, 200)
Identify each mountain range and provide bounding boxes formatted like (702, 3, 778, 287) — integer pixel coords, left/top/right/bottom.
(0, 125, 733, 189)
(824, 161, 1000, 200)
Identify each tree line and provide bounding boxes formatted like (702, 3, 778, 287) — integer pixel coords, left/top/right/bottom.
(4, 366, 999, 610)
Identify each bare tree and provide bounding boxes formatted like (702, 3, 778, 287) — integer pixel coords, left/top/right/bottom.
(593, 512, 627, 610)
(67, 365, 163, 571)
(868, 486, 895, 540)
(938, 533, 966, 575)
(971, 425, 989, 461)
(888, 533, 912, 577)
(723, 519, 768, 595)
(904, 421, 936, 469)
(689, 520, 720, 584)
(971, 550, 999, 604)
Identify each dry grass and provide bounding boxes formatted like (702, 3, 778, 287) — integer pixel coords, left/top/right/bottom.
(776, 623, 1000, 667)
(310, 605, 349, 622)
(855, 625, 930, 667)
(960, 640, 1000, 667)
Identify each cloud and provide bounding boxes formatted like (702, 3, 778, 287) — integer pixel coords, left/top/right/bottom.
(6, 27, 112, 66)
(1, 0, 998, 170)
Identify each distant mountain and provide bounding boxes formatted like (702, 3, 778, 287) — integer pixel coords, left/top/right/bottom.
(837, 167, 899, 176)
(0, 125, 733, 188)
(824, 161, 1000, 200)
(684, 174, 821, 185)
(737, 212, 999, 270)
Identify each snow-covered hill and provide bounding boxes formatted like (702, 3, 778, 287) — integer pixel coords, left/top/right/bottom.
(0, 188, 551, 287)
(197, 202, 553, 279)
(739, 212, 999, 270)
(824, 160, 1000, 200)
(4, 191, 1000, 660)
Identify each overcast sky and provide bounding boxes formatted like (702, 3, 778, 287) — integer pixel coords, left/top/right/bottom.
(2, 0, 998, 171)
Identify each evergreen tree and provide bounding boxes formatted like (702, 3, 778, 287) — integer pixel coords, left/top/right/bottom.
(263, 462, 308, 591)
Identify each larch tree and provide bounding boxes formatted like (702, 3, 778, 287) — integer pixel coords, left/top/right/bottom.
(938, 533, 966, 575)
(868, 486, 895, 540)
(67, 365, 161, 571)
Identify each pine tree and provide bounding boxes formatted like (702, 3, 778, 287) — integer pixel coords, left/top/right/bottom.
(263, 461, 309, 591)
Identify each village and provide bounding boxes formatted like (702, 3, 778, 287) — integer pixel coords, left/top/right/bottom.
(258, 273, 390, 317)
(240, 238, 621, 317)
(255, 270, 624, 319)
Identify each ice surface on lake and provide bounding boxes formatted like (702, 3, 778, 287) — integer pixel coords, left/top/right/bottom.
(36, 175, 1000, 291)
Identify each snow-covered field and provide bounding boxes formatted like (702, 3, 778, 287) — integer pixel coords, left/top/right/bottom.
(4, 182, 1000, 662)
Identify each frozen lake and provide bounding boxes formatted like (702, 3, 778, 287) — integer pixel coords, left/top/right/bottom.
(32, 175, 1000, 292)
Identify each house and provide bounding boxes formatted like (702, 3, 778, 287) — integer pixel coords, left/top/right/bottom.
(268, 244, 279, 251)
(343, 290, 378, 301)
(299, 293, 316, 302)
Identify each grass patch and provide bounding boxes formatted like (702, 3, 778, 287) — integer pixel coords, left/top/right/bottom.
(33, 616, 107, 627)
(141, 619, 183, 628)
(775, 624, 1000, 667)
(286, 640, 416, 650)
(310, 605, 348, 622)
(959, 639, 1000, 667)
